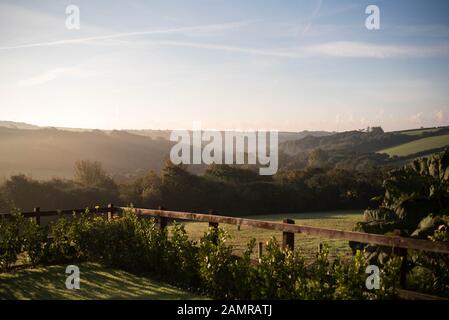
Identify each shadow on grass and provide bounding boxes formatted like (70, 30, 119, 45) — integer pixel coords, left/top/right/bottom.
(0, 263, 205, 300)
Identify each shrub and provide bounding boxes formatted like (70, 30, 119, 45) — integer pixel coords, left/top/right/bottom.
(22, 219, 49, 266)
(251, 238, 307, 299)
(0, 213, 23, 271)
(0, 210, 404, 299)
(165, 223, 200, 287)
(198, 227, 238, 298)
(411, 227, 449, 296)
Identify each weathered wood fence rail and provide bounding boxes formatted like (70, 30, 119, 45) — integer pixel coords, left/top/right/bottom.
(2, 204, 449, 300)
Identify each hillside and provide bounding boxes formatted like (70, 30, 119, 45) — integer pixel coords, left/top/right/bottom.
(126, 129, 333, 143)
(0, 121, 335, 180)
(280, 127, 415, 155)
(0, 121, 40, 130)
(0, 127, 172, 181)
(1, 120, 449, 180)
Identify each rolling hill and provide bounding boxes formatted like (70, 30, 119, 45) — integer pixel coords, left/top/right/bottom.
(1, 120, 449, 180)
(0, 126, 172, 181)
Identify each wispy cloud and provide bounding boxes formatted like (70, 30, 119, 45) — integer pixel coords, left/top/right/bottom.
(18, 67, 86, 86)
(0, 21, 249, 51)
(305, 41, 449, 58)
(149, 40, 303, 58)
(144, 40, 449, 59)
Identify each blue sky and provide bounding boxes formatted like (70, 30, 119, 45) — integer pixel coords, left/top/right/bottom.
(0, 0, 448, 131)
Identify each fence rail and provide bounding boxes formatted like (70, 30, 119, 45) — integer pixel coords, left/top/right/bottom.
(4, 205, 448, 254)
(2, 204, 449, 300)
(125, 207, 449, 255)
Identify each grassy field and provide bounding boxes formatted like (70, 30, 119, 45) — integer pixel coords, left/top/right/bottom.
(171, 210, 362, 261)
(378, 133, 449, 157)
(0, 262, 204, 300)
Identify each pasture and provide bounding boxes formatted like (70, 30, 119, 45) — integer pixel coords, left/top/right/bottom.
(378, 133, 449, 157)
(172, 210, 362, 261)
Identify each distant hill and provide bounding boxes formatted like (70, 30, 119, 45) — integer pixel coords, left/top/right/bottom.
(0, 127, 172, 181)
(280, 128, 416, 155)
(125, 129, 333, 143)
(0, 121, 333, 143)
(0, 121, 335, 180)
(0, 121, 40, 130)
(1, 120, 448, 180)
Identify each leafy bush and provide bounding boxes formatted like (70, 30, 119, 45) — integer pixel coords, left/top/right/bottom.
(411, 227, 449, 296)
(0, 209, 403, 299)
(0, 213, 23, 271)
(251, 238, 307, 299)
(165, 223, 200, 287)
(353, 148, 449, 297)
(22, 219, 49, 266)
(198, 227, 244, 298)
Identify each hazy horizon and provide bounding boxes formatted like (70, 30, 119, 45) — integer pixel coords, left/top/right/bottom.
(0, 118, 447, 133)
(1, 0, 449, 132)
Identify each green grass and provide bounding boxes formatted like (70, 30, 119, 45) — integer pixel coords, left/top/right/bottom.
(0, 262, 205, 300)
(378, 133, 449, 157)
(171, 210, 362, 261)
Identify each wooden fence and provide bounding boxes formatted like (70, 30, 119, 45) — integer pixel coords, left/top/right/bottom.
(1, 204, 449, 300)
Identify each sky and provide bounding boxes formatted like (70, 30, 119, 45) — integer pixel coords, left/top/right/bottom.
(0, 0, 449, 132)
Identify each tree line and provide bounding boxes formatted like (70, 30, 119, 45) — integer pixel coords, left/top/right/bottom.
(0, 160, 385, 215)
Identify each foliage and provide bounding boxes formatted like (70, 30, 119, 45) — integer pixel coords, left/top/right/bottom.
(120, 162, 383, 215)
(353, 148, 449, 297)
(0, 213, 23, 271)
(411, 227, 449, 296)
(165, 223, 200, 287)
(22, 220, 49, 266)
(0, 210, 402, 300)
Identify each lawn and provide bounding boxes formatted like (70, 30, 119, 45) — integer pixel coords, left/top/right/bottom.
(171, 210, 362, 261)
(378, 133, 449, 157)
(0, 262, 205, 300)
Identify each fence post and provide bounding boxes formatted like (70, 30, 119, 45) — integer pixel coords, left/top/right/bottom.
(282, 218, 295, 251)
(258, 242, 263, 261)
(209, 210, 219, 245)
(107, 204, 114, 220)
(399, 248, 408, 289)
(158, 206, 168, 230)
(34, 207, 41, 226)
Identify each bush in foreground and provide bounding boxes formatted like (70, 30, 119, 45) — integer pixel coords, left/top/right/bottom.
(0, 210, 402, 299)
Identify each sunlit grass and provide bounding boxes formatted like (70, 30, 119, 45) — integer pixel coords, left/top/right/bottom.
(0, 262, 206, 300)
(379, 133, 449, 156)
(171, 210, 362, 261)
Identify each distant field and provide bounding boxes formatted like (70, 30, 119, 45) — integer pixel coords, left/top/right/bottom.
(0, 263, 204, 300)
(396, 128, 442, 136)
(378, 133, 449, 157)
(172, 211, 362, 261)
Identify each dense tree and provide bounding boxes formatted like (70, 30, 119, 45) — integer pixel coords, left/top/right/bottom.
(0, 158, 385, 215)
(74, 160, 115, 189)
